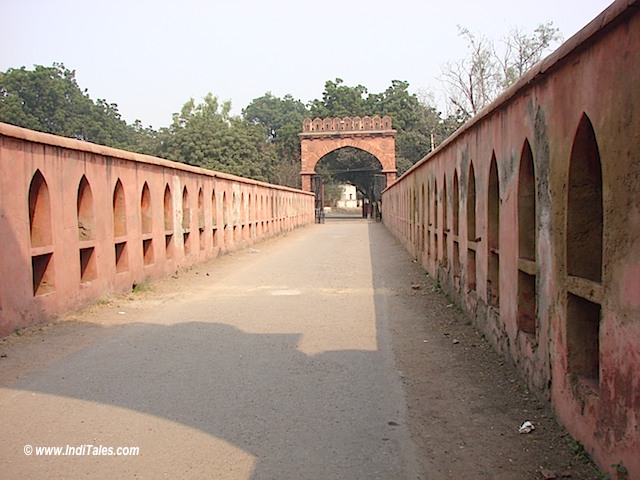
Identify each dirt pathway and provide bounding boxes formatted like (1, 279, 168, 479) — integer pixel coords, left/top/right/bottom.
(0, 219, 600, 479)
(366, 221, 601, 479)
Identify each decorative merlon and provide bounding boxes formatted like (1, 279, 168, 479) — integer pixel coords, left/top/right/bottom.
(301, 116, 395, 135)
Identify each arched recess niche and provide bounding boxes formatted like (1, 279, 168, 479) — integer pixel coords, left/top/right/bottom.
(467, 163, 477, 292)
(487, 155, 500, 309)
(77, 175, 97, 283)
(164, 185, 174, 260)
(566, 114, 603, 391)
(517, 140, 537, 336)
(113, 179, 128, 273)
(29, 170, 55, 295)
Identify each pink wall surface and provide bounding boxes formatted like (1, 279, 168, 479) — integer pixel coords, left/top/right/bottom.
(0, 123, 314, 337)
(382, 1, 640, 477)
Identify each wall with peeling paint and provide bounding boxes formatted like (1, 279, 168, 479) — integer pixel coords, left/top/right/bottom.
(382, 1, 640, 477)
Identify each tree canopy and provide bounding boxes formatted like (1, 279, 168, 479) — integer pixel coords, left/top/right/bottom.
(158, 93, 276, 181)
(0, 63, 135, 148)
(1, 20, 561, 190)
(242, 93, 308, 186)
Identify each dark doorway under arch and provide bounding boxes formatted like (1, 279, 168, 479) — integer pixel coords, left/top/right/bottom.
(316, 147, 383, 203)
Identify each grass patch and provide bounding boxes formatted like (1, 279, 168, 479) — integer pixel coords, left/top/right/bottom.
(132, 282, 152, 293)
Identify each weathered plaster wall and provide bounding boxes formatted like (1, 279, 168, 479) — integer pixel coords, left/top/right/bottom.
(0, 123, 314, 337)
(382, 1, 640, 477)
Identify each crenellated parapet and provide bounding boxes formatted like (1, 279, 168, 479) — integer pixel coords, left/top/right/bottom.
(302, 115, 394, 134)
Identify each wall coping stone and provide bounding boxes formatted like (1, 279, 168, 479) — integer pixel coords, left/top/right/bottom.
(0, 122, 313, 196)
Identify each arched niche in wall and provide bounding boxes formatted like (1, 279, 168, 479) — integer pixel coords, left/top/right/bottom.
(467, 162, 477, 292)
(77, 176, 95, 241)
(233, 192, 240, 241)
(517, 140, 537, 336)
(164, 185, 174, 260)
(426, 180, 431, 258)
(442, 175, 449, 266)
(453, 170, 461, 285)
(241, 192, 247, 225)
(29, 170, 55, 295)
(566, 113, 603, 389)
(567, 115, 603, 282)
(182, 185, 191, 255)
(222, 191, 228, 228)
(140, 182, 154, 266)
(113, 180, 127, 238)
(197, 187, 205, 251)
(420, 183, 426, 256)
(260, 194, 266, 233)
(113, 179, 128, 273)
(434, 178, 439, 263)
(487, 155, 500, 309)
(141, 183, 152, 234)
(181, 186, 190, 230)
(77, 175, 97, 282)
(30, 170, 53, 248)
(411, 187, 417, 244)
(211, 188, 218, 248)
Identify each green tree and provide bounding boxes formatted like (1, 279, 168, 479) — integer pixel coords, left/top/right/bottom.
(369, 80, 421, 131)
(127, 120, 167, 157)
(308, 78, 370, 118)
(162, 94, 276, 181)
(242, 92, 307, 138)
(0, 63, 136, 148)
(242, 93, 308, 187)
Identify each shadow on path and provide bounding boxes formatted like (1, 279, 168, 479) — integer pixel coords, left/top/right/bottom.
(1, 319, 412, 479)
(1, 221, 417, 480)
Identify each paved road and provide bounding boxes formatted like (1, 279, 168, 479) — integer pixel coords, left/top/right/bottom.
(0, 219, 422, 479)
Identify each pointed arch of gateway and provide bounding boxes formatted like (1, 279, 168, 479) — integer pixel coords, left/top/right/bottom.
(299, 116, 397, 192)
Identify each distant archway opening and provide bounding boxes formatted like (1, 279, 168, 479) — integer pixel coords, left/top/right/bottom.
(299, 116, 397, 215)
(313, 146, 384, 216)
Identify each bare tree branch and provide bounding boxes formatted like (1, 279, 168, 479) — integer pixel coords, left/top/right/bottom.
(440, 23, 563, 119)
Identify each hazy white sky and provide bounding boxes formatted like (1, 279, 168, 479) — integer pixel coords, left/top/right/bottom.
(1, 0, 613, 128)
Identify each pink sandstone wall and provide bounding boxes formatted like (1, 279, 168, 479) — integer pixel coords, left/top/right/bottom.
(382, 0, 640, 477)
(0, 123, 314, 337)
